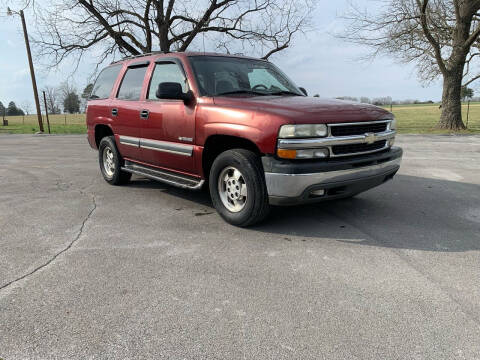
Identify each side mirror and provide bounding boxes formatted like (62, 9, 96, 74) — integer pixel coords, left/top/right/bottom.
(299, 87, 308, 96)
(156, 82, 194, 104)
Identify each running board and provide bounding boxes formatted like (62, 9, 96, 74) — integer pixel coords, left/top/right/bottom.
(122, 161, 205, 190)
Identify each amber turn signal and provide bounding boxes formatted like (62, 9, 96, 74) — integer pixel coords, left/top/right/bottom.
(277, 149, 297, 159)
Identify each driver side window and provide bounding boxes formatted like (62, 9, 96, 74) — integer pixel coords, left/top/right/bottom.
(148, 62, 188, 100)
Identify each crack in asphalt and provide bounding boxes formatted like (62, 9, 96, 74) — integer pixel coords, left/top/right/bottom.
(0, 193, 97, 293)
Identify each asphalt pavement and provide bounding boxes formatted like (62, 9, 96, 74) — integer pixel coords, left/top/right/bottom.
(1, 134, 479, 359)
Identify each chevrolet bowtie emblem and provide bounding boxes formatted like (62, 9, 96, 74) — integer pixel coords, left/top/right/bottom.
(364, 132, 376, 144)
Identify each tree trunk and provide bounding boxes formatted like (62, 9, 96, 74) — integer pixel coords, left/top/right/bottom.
(158, 21, 170, 52)
(438, 68, 466, 130)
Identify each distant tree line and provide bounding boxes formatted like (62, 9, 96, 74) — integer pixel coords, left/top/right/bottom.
(42, 82, 92, 114)
(1, 83, 93, 117)
(0, 101, 25, 116)
(334, 93, 478, 106)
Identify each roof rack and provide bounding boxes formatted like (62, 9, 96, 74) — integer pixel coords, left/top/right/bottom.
(110, 51, 175, 64)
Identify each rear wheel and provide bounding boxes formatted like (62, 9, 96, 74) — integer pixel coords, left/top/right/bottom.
(98, 136, 132, 185)
(209, 149, 270, 227)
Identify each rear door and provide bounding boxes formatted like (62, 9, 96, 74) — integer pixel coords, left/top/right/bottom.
(139, 59, 196, 173)
(87, 64, 122, 147)
(111, 61, 150, 161)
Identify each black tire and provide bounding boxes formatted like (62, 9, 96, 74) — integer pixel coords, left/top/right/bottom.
(209, 149, 270, 227)
(98, 136, 132, 185)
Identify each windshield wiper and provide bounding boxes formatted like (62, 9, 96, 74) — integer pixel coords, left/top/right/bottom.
(268, 91, 303, 96)
(216, 90, 268, 96)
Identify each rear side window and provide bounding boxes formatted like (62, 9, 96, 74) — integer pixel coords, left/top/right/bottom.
(117, 66, 149, 101)
(148, 62, 188, 99)
(90, 65, 122, 100)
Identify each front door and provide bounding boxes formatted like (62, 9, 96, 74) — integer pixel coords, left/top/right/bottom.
(140, 60, 196, 174)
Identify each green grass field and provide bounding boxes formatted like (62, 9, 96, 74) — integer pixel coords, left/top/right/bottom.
(0, 114, 86, 134)
(1, 103, 479, 134)
(383, 102, 480, 134)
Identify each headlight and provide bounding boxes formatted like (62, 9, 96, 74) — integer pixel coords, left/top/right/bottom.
(389, 118, 397, 131)
(279, 124, 328, 138)
(277, 148, 329, 160)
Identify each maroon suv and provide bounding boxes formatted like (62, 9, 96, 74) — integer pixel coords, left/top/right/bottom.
(87, 52, 402, 226)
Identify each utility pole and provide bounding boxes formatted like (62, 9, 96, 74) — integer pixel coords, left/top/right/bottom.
(43, 91, 51, 134)
(8, 8, 44, 132)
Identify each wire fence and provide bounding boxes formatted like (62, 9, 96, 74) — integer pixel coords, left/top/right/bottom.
(0, 113, 87, 134)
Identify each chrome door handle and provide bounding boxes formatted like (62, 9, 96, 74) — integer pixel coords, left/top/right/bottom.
(140, 110, 149, 119)
(111, 108, 118, 116)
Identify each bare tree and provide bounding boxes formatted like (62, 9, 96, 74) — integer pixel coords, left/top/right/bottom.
(58, 81, 81, 113)
(58, 81, 76, 100)
(21, 100, 32, 115)
(31, 0, 313, 71)
(340, 0, 480, 130)
(43, 86, 60, 114)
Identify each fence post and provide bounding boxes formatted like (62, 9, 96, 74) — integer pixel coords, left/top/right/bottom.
(64, 114, 67, 125)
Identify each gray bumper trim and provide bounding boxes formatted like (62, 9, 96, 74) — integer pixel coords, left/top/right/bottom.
(264, 157, 402, 198)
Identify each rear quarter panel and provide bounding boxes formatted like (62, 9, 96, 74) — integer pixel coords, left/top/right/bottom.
(86, 100, 114, 149)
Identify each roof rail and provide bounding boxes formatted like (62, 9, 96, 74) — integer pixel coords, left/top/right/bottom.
(110, 51, 175, 64)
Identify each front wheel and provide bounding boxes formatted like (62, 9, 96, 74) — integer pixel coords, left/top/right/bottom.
(98, 136, 132, 185)
(209, 149, 270, 227)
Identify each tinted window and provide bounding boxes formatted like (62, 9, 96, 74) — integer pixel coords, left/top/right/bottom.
(148, 62, 188, 99)
(90, 65, 122, 99)
(117, 66, 148, 100)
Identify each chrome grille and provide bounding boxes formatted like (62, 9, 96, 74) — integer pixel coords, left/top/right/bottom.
(332, 140, 387, 156)
(330, 122, 388, 136)
(277, 119, 395, 158)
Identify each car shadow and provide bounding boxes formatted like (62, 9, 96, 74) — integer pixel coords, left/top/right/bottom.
(128, 176, 213, 207)
(128, 174, 480, 252)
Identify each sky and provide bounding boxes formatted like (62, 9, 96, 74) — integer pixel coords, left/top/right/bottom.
(0, 0, 444, 110)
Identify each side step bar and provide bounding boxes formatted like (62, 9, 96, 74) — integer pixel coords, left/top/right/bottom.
(122, 160, 205, 190)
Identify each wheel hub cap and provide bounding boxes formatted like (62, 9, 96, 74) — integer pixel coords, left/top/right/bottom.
(218, 166, 247, 213)
(103, 147, 115, 177)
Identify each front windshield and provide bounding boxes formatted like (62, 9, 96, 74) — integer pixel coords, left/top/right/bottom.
(188, 56, 304, 97)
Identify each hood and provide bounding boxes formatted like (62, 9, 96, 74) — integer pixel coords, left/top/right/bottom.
(212, 96, 393, 124)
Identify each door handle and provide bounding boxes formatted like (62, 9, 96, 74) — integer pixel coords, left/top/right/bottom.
(111, 108, 118, 116)
(140, 109, 149, 119)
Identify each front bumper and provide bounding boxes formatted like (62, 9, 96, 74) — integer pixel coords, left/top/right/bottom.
(262, 147, 403, 205)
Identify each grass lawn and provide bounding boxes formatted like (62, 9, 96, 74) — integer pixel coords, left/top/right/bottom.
(0, 114, 86, 134)
(383, 102, 480, 134)
(1, 103, 479, 134)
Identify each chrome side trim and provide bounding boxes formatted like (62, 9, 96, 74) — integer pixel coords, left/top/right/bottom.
(118, 135, 193, 156)
(277, 130, 396, 149)
(119, 135, 140, 147)
(264, 157, 402, 198)
(140, 138, 193, 156)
